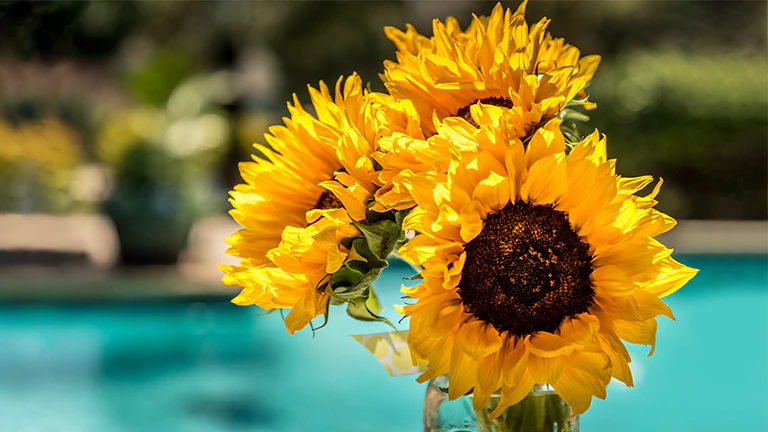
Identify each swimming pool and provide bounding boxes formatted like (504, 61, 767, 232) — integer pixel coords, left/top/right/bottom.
(0, 255, 765, 431)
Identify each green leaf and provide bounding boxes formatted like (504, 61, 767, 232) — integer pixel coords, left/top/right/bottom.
(562, 120, 582, 137)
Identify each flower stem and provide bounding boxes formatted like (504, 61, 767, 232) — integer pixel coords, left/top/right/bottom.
(476, 387, 577, 432)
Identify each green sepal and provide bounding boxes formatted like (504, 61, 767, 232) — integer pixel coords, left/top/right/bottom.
(330, 265, 364, 290)
(560, 119, 583, 146)
(393, 208, 411, 228)
(363, 202, 395, 224)
(328, 297, 346, 306)
(335, 271, 382, 300)
(346, 287, 396, 330)
(329, 238, 389, 300)
(257, 309, 279, 317)
(339, 236, 355, 251)
(350, 237, 387, 268)
(316, 274, 330, 293)
(560, 109, 591, 124)
(326, 204, 410, 323)
(363, 201, 410, 228)
(330, 265, 370, 300)
(353, 219, 402, 261)
(312, 303, 330, 332)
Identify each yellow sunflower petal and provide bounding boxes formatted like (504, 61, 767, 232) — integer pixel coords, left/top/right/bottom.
(473, 352, 502, 411)
(459, 320, 504, 360)
(527, 353, 567, 384)
(490, 372, 536, 419)
(449, 332, 481, 400)
(459, 200, 485, 242)
(501, 340, 531, 387)
(471, 171, 510, 213)
(520, 152, 567, 204)
(642, 256, 699, 298)
(552, 347, 611, 415)
(415, 332, 455, 383)
(284, 290, 329, 335)
(632, 290, 676, 321)
(559, 313, 601, 347)
(525, 118, 565, 169)
(525, 332, 574, 358)
(595, 333, 633, 387)
(591, 264, 637, 297)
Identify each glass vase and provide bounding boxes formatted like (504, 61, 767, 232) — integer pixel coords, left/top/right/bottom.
(424, 374, 578, 432)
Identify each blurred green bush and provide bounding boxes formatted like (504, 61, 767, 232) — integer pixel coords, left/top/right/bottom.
(589, 50, 768, 219)
(0, 117, 84, 212)
(0, 0, 764, 220)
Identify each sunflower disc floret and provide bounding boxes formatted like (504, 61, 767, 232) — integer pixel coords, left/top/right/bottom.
(460, 201, 595, 337)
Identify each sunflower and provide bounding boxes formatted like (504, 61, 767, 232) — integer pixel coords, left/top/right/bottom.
(221, 74, 419, 334)
(382, 1, 600, 136)
(395, 105, 697, 416)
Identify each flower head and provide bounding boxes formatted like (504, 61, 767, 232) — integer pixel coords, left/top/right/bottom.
(222, 74, 420, 334)
(396, 106, 697, 416)
(383, 1, 600, 136)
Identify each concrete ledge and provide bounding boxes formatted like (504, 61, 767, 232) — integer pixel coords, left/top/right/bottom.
(0, 214, 764, 299)
(0, 213, 119, 268)
(0, 267, 240, 303)
(178, 216, 240, 284)
(658, 220, 768, 255)
(194, 217, 768, 258)
(1, 215, 765, 269)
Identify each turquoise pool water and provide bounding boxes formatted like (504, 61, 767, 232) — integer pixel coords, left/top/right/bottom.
(0, 255, 765, 431)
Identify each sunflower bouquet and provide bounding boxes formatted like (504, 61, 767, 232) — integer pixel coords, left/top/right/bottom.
(221, 2, 697, 430)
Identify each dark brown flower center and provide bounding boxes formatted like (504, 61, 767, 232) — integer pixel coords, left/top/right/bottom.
(458, 201, 595, 337)
(313, 189, 343, 210)
(455, 97, 516, 127)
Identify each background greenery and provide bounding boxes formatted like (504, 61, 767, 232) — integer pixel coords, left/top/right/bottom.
(0, 0, 765, 220)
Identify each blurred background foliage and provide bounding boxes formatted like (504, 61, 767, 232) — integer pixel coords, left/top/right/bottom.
(0, 117, 83, 212)
(0, 0, 765, 220)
